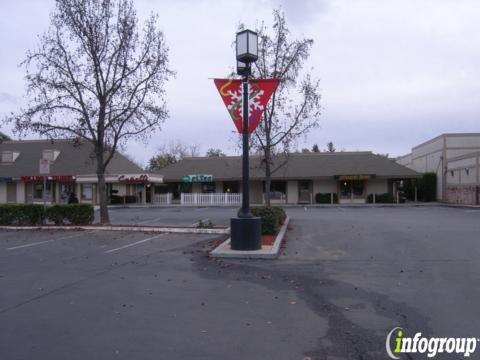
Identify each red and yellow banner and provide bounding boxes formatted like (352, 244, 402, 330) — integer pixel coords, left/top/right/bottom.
(214, 78, 280, 134)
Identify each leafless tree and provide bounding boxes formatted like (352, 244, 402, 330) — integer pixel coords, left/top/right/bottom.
(147, 140, 199, 171)
(11, 0, 172, 223)
(244, 10, 322, 206)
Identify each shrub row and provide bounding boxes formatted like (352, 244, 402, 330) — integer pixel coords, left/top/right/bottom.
(110, 195, 137, 204)
(315, 192, 338, 204)
(366, 193, 395, 203)
(0, 204, 94, 225)
(402, 172, 437, 202)
(46, 204, 94, 225)
(250, 206, 287, 235)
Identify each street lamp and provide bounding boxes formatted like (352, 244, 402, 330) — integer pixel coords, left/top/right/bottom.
(230, 29, 262, 251)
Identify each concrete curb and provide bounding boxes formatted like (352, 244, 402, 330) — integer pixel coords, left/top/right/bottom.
(0, 225, 230, 235)
(209, 217, 290, 259)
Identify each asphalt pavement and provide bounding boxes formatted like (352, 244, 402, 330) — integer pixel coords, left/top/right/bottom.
(1, 206, 479, 359)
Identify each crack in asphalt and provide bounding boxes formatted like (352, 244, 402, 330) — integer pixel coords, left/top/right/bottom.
(192, 238, 432, 360)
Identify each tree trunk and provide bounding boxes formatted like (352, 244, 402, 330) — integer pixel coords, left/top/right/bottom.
(96, 153, 110, 224)
(264, 147, 272, 207)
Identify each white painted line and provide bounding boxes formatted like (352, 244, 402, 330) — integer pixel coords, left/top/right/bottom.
(104, 234, 166, 254)
(190, 218, 210, 227)
(136, 217, 164, 225)
(7, 231, 95, 251)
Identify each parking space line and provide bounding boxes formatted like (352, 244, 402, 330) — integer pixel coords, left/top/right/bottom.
(6, 231, 96, 251)
(104, 234, 166, 254)
(191, 218, 210, 226)
(136, 217, 164, 225)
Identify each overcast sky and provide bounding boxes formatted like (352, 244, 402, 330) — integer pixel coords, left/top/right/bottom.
(1, 0, 479, 166)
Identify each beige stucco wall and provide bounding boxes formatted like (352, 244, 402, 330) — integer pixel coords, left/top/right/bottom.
(312, 179, 337, 195)
(250, 181, 263, 204)
(112, 183, 127, 196)
(287, 181, 298, 204)
(0, 182, 6, 203)
(366, 179, 388, 194)
(16, 182, 25, 204)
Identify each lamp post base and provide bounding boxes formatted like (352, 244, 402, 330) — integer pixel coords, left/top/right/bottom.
(230, 217, 262, 250)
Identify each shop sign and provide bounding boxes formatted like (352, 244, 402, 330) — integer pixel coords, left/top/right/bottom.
(181, 174, 213, 183)
(0, 177, 13, 182)
(117, 174, 149, 183)
(21, 175, 75, 182)
(39, 159, 50, 175)
(338, 175, 371, 181)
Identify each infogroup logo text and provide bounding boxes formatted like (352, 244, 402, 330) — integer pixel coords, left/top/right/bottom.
(386, 327, 479, 359)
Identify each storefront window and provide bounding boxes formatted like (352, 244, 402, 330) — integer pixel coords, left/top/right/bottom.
(264, 181, 286, 199)
(352, 180, 364, 196)
(223, 181, 239, 193)
(33, 182, 52, 200)
(340, 180, 364, 197)
(81, 184, 93, 201)
(202, 182, 216, 193)
(340, 181, 351, 197)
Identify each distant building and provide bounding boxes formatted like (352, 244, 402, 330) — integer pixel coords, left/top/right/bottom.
(397, 133, 480, 205)
(158, 152, 419, 205)
(0, 139, 162, 205)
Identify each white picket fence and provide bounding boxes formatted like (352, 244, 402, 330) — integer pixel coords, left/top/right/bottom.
(181, 192, 242, 205)
(152, 193, 172, 204)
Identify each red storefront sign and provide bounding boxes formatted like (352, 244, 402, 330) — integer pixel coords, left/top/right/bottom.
(117, 174, 149, 183)
(214, 78, 280, 133)
(21, 175, 75, 182)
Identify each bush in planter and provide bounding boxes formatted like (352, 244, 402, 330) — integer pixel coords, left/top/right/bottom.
(46, 204, 94, 225)
(110, 195, 124, 205)
(0, 204, 45, 225)
(251, 207, 280, 235)
(124, 195, 137, 204)
(366, 193, 395, 203)
(270, 206, 286, 225)
(419, 172, 437, 202)
(315, 192, 338, 204)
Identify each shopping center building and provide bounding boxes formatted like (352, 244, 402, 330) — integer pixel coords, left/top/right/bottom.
(0, 139, 163, 205)
(157, 151, 419, 205)
(397, 133, 480, 205)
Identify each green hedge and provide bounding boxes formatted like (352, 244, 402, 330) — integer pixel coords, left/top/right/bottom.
(0, 204, 94, 225)
(315, 192, 338, 204)
(402, 172, 437, 202)
(250, 206, 286, 235)
(0, 204, 45, 225)
(366, 193, 395, 203)
(46, 204, 94, 225)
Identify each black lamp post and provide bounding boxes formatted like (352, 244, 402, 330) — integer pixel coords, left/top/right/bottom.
(230, 29, 262, 251)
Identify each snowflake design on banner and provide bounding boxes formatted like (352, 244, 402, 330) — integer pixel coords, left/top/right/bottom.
(214, 78, 279, 133)
(226, 85, 265, 118)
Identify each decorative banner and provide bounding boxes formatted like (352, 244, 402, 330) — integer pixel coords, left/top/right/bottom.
(214, 78, 280, 134)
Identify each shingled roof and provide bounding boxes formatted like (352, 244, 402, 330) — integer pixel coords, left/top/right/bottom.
(0, 139, 143, 177)
(158, 152, 420, 182)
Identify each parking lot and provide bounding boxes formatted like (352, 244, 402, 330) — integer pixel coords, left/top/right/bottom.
(1, 205, 480, 359)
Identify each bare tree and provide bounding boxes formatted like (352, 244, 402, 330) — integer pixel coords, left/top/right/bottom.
(205, 148, 226, 157)
(245, 10, 321, 206)
(147, 140, 199, 171)
(11, 0, 172, 223)
(326, 141, 336, 152)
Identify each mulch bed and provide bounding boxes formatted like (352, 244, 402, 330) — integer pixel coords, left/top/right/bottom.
(261, 234, 277, 246)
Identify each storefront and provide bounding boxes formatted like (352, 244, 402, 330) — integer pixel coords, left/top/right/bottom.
(0, 139, 163, 205)
(157, 152, 420, 205)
